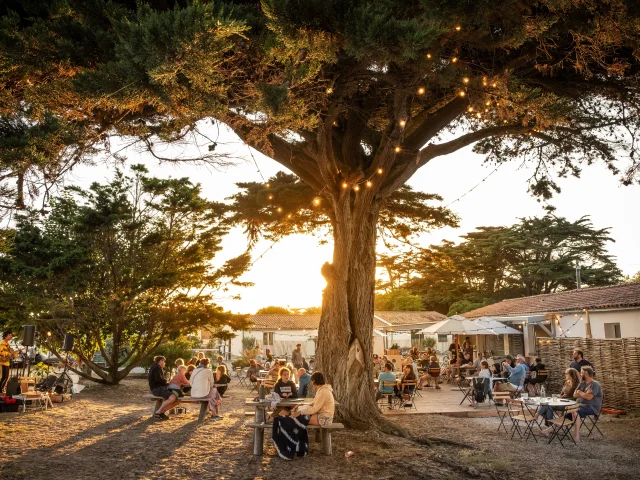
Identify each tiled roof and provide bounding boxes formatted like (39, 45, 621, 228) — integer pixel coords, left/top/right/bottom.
(464, 282, 640, 319)
(248, 311, 445, 331)
(375, 311, 447, 326)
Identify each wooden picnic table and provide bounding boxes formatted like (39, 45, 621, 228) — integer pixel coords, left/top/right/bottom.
(245, 397, 342, 455)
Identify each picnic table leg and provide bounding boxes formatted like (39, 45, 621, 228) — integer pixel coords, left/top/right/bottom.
(253, 406, 265, 455)
(198, 402, 208, 423)
(320, 429, 332, 456)
(153, 399, 162, 415)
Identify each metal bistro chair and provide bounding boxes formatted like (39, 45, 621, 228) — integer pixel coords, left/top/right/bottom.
(547, 404, 580, 447)
(456, 375, 474, 405)
(582, 393, 604, 438)
(377, 380, 399, 411)
(506, 399, 537, 441)
(493, 392, 511, 433)
(531, 369, 551, 396)
(399, 380, 418, 410)
(236, 367, 249, 388)
(428, 367, 442, 390)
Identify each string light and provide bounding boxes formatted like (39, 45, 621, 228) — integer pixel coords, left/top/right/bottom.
(451, 57, 458, 63)
(313, 198, 320, 206)
(266, 183, 270, 188)
(287, 213, 292, 219)
(485, 101, 491, 106)
(394, 146, 401, 153)
(268, 195, 273, 200)
(455, 26, 461, 31)
(459, 91, 465, 97)
(366, 181, 373, 188)
(342, 182, 348, 189)
(463, 77, 469, 84)
(417, 87, 425, 95)
(468, 107, 474, 112)
(492, 83, 497, 88)
(277, 207, 282, 213)
(426, 53, 432, 59)
(326, 87, 333, 94)
(353, 185, 360, 192)
(399, 120, 406, 127)
(476, 112, 481, 118)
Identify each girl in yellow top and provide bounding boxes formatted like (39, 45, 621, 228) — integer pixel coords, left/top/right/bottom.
(293, 371, 335, 427)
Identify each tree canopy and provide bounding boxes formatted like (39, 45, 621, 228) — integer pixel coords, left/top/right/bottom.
(379, 214, 623, 315)
(0, 166, 251, 384)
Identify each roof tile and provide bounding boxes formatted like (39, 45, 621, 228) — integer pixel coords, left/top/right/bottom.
(464, 282, 640, 319)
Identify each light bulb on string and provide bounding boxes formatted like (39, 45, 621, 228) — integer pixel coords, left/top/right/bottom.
(476, 112, 481, 118)
(313, 198, 320, 206)
(455, 26, 461, 31)
(468, 107, 474, 112)
(268, 195, 273, 200)
(417, 87, 425, 95)
(451, 57, 458, 63)
(353, 185, 360, 192)
(399, 120, 406, 127)
(287, 213, 292, 219)
(342, 182, 348, 189)
(377, 168, 383, 174)
(366, 181, 373, 188)
(426, 53, 432, 60)
(394, 146, 401, 153)
(486, 101, 491, 106)
(266, 183, 270, 188)
(459, 91, 465, 97)
(492, 83, 497, 88)
(326, 87, 333, 94)
(277, 207, 282, 213)
(463, 77, 469, 84)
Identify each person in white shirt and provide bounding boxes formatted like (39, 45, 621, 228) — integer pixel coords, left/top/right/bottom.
(477, 360, 494, 400)
(189, 358, 223, 419)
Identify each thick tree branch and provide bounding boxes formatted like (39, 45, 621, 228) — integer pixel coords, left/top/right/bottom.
(403, 96, 469, 152)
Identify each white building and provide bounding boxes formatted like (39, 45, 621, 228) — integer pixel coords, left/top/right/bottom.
(199, 310, 446, 360)
(463, 282, 640, 357)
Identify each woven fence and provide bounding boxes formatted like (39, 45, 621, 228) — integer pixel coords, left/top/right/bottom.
(537, 337, 640, 411)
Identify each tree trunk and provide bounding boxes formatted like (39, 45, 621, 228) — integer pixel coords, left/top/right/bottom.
(316, 194, 389, 429)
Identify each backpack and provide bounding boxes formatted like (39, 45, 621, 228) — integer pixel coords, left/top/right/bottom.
(473, 378, 486, 403)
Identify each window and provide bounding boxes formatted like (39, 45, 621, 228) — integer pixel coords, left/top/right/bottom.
(438, 334, 448, 343)
(604, 323, 621, 339)
(263, 332, 275, 345)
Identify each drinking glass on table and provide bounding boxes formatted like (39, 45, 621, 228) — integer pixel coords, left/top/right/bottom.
(552, 394, 558, 401)
(521, 392, 528, 400)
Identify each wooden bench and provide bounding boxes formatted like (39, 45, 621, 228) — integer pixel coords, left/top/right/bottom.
(145, 394, 209, 423)
(245, 421, 344, 455)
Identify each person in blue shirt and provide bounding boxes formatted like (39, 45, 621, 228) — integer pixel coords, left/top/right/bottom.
(496, 355, 526, 393)
(376, 363, 396, 405)
(297, 368, 311, 397)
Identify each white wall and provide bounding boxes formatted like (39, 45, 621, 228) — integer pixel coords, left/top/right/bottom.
(589, 309, 640, 338)
(231, 330, 317, 359)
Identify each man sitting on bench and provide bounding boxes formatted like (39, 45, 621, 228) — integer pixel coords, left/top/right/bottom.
(148, 355, 180, 420)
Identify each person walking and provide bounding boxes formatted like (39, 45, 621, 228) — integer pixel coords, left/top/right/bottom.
(291, 343, 303, 381)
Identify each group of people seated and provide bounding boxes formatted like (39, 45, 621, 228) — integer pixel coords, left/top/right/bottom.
(245, 357, 313, 397)
(147, 353, 231, 421)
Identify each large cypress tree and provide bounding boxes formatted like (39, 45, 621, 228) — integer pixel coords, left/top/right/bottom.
(2, 0, 639, 429)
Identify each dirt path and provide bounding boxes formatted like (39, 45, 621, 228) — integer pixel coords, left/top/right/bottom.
(1, 379, 638, 480)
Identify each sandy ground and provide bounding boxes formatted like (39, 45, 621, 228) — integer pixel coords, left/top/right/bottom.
(1, 378, 639, 480)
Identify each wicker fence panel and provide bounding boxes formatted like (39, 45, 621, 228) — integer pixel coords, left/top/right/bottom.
(537, 337, 640, 411)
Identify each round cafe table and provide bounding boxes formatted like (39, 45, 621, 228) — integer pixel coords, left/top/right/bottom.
(522, 398, 577, 408)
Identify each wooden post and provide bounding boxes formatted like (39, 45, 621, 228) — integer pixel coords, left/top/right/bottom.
(584, 309, 592, 339)
(198, 402, 208, 423)
(320, 428, 332, 455)
(253, 405, 265, 455)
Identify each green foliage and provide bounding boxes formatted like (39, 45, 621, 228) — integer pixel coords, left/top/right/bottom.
(256, 305, 292, 314)
(140, 336, 199, 371)
(374, 289, 423, 311)
(384, 215, 622, 314)
(232, 357, 251, 369)
(422, 337, 437, 349)
(0, 166, 251, 384)
(447, 300, 490, 317)
(626, 272, 640, 283)
(242, 335, 257, 351)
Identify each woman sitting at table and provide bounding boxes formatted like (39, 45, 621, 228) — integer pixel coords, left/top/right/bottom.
(214, 364, 231, 397)
(292, 371, 334, 426)
(537, 367, 580, 423)
(189, 358, 222, 419)
(395, 365, 416, 400)
(269, 367, 299, 420)
(444, 353, 458, 378)
(417, 355, 441, 390)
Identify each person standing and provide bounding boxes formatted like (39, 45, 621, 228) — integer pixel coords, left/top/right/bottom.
(569, 349, 595, 375)
(291, 343, 303, 381)
(1, 330, 19, 393)
(297, 368, 311, 397)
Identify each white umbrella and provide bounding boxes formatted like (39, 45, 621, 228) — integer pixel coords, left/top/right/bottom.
(420, 315, 495, 335)
(472, 317, 523, 335)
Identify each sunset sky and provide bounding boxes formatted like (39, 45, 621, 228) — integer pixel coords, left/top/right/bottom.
(69, 122, 640, 314)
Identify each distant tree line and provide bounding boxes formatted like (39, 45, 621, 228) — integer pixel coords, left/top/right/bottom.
(376, 214, 622, 316)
